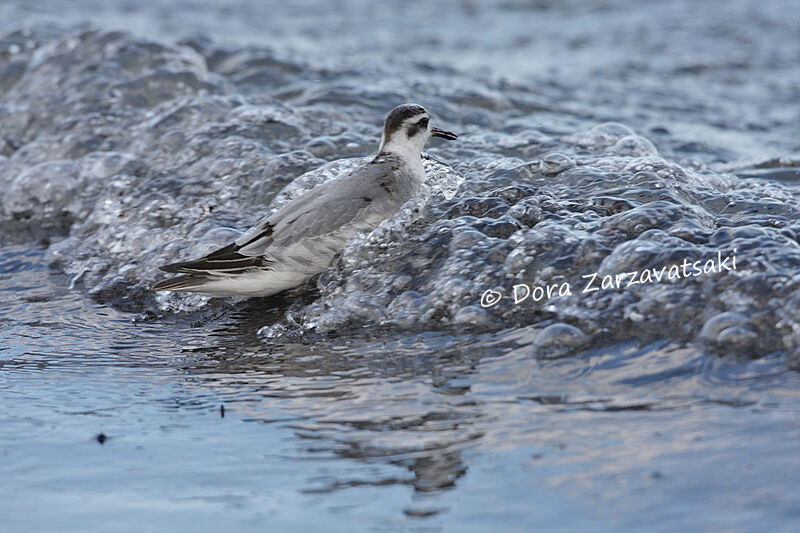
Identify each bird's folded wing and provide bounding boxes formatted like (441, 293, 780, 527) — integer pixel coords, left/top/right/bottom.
(160, 161, 394, 275)
(240, 163, 394, 254)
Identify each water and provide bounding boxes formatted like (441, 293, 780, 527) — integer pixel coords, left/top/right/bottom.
(1, 1, 799, 531)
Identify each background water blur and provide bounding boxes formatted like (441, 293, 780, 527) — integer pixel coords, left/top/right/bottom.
(1, 1, 799, 531)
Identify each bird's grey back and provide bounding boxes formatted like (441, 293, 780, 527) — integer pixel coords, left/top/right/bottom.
(235, 155, 422, 258)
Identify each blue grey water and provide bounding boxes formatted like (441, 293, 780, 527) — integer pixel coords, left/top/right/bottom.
(1, 1, 799, 531)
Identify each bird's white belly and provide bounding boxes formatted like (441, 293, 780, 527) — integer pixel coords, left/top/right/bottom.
(197, 269, 312, 297)
(200, 234, 351, 297)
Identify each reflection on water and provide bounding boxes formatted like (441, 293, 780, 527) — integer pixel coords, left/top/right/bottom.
(181, 321, 486, 495)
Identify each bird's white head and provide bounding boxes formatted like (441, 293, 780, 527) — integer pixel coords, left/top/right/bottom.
(377, 103, 457, 161)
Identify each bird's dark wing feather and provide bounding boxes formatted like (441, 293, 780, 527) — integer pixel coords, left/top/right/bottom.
(159, 225, 274, 275)
(153, 274, 209, 291)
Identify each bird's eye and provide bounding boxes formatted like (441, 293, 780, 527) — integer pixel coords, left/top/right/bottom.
(416, 118, 429, 128)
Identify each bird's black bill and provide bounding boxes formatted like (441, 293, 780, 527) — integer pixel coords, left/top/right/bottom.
(431, 127, 458, 140)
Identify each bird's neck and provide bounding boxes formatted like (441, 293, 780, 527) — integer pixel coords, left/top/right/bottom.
(377, 142, 425, 178)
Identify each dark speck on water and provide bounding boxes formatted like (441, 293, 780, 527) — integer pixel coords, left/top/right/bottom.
(1, 0, 799, 532)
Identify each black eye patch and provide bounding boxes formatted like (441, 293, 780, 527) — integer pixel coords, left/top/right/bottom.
(405, 117, 428, 138)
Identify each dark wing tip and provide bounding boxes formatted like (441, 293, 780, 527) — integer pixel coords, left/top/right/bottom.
(153, 274, 208, 292)
(159, 263, 184, 273)
(158, 234, 271, 275)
